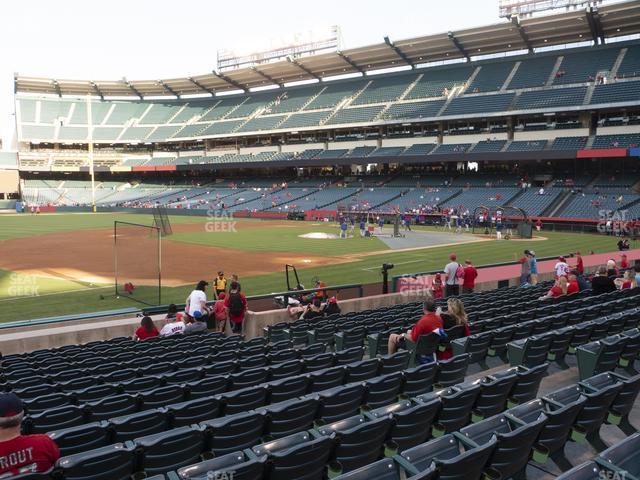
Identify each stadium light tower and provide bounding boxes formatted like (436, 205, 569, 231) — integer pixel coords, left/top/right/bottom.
(86, 96, 96, 213)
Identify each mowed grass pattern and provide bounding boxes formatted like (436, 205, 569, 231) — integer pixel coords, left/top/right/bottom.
(0, 213, 624, 322)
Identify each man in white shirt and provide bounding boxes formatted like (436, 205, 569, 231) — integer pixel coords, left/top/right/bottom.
(444, 253, 460, 297)
(159, 316, 185, 336)
(554, 256, 570, 278)
(186, 280, 208, 318)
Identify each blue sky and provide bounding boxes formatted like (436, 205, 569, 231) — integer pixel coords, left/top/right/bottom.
(1, 0, 502, 148)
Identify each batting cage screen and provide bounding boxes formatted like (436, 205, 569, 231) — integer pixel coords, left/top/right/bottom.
(114, 221, 161, 305)
(152, 207, 173, 236)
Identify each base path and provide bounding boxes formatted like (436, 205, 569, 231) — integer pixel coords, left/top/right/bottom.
(0, 224, 342, 287)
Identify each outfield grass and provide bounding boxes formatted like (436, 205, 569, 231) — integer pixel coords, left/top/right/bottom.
(0, 212, 623, 323)
(170, 221, 388, 255)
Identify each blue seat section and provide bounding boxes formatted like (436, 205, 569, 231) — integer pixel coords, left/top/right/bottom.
(592, 133, 640, 149)
(514, 86, 587, 110)
(590, 80, 640, 105)
(467, 61, 515, 93)
(553, 47, 621, 85)
(444, 93, 515, 116)
(508, 55, 558, 89)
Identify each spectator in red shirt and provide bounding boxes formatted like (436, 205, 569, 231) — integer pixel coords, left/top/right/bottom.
(213, 292, 228, 333)
(462, 260, 478, 294)
(540, 277, 568, 299)
(224, 281, 247, 334)
(615, 270, 636, 290)
(567, 274, 580, 295)
(621, 254, 629, 270)
(388, 297, 442, 354)
(575, 251, 584, 274)
(133, 316, 159, 341)
(431, 273, 444, 299)
(0, 393, 60, 476)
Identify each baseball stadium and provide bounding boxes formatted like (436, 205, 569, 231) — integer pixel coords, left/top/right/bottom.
(1, 0, 640, 479)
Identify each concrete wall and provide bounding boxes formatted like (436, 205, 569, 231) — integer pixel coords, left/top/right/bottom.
(0, 265, 592, 355)
(441, 133, 508, 144)
(513, 128, 588, 141)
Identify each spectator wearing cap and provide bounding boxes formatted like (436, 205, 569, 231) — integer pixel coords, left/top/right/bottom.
(159, 313, 185, 337)
(591, 266, 616, 295)
(519, 250, 532, 285)
(554, 256, 570, 278)
(133, 316, 159, 341)
(443, 253, 461, 297)
(323, 296, 341, 316)
(213, 271, 227, 299)
(184, 311, 207, 335)
(0, 393, 60, 476)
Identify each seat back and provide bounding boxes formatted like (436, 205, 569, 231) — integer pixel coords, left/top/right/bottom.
(402, 363, 437, 397)
(55, 443, 136, 480)
(176, 451, 265, 480)
(163, 396, 220, 428)
(435, 354, 470, 388)
(345, 359, 380, 383)
(317, 384, 365, 424)
(322, 416, 393, 473)
(308, 366, 345, 392)
(260, 398, 319, 439)
(202, 411, 265, 456)
(47, 422, 110, 456)
(108, 409, 168, 443)
(266, 435, 334, 480)
(135, 426, 206, 476)
(363, 372, 403, 410)
(267, 375, 310, 403)
(474, 373, 517, 418)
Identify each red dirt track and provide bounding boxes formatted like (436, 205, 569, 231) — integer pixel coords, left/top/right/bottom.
(0, 223, 340, 287)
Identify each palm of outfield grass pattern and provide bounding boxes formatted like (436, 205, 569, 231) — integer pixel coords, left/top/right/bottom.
(0, 212, 623, 323)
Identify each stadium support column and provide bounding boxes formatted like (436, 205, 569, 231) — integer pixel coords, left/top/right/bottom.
(86, 96, 96, 213)
(507, 117, 514, 141)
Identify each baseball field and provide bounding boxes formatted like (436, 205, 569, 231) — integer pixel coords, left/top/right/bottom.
(0, 212, 622, 323)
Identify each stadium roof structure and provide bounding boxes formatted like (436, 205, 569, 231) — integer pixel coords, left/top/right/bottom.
(14, 0, 640, 98)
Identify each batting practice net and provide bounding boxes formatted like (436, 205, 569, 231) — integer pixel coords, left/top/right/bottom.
(152, 207, 173, 236)
(114, 221, 161, 305)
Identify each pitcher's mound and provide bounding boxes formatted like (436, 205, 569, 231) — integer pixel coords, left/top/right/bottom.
(299, 232, 340, 239)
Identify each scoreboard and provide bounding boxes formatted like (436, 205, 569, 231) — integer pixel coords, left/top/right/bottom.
(499, 0, 602, 18)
